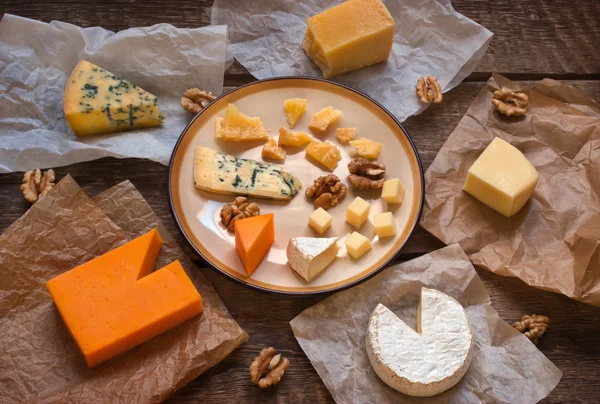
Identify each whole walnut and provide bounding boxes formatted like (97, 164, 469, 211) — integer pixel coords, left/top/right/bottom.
(305, 174, 347, 210)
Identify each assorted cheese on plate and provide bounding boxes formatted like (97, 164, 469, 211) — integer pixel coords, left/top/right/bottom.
(169, 77, 424, 294)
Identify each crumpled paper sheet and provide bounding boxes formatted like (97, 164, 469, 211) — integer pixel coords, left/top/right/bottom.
(291, 244, 561, 404)
(0, 175, 247, 403)
(211, 0, 492, 123)
(421, 73, 600, 306)
(0, 14, 229, 173)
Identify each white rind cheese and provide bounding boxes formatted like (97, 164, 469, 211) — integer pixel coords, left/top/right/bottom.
(193, 146, 302, 200)
(287, 237, 338, 282)
(366, 288, 473, 397)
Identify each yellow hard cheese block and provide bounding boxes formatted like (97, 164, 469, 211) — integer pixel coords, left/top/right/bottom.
(64, 60, 164, 137)
(463, 137, 539, 217)
(46, 229, 203, 368)
(303, 0, 395, 79)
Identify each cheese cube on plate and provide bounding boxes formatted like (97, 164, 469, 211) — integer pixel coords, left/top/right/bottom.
(346, 196, 370, 228)
(374, 212, 396, 238)
(381, 178, 405, 204)
(463, 137, 539, 217)
(308, 207, 333, 234)
(345, 231, 372, 259)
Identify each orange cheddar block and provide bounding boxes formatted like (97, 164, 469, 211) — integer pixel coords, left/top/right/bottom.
(46, 229, 203, 368)
(234, 214, 275, 276)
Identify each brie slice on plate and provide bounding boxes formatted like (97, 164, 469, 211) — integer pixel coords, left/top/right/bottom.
(287, 237, 338, 282)
(366, 288, 473, 397)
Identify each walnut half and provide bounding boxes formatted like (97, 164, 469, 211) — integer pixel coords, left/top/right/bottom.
(20, 168, 55, 203)
(512, 314, 549, 345)
(492, 87, 529, 116)
(181, 88, 216, 114)
(305, 174, 347, 210)
(347, 158, 386, 189)
(416, 76, 442, 104)
(220, 197, 260, 231)
(249, 347, 290, 388)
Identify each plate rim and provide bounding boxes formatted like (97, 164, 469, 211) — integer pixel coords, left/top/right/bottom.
(168, 76, 425, 296)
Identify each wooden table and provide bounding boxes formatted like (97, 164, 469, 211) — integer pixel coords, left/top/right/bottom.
(2, 1, 600, 402)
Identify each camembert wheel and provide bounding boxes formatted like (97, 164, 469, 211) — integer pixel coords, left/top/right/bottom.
(366, 288, 474, 397)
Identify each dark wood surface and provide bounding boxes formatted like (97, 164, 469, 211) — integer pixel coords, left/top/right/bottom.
(2, 1, 600, 403)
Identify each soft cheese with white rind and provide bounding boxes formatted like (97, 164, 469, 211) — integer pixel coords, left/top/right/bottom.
(193, 146, 301, 200)
(287, 237, 339, 282)
(366, 288, 473, 397)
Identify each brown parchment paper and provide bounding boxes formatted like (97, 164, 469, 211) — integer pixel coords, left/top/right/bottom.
(0, 176, 247, 403)
(290, 244, 562, 404)
(421, 73, 600, 305)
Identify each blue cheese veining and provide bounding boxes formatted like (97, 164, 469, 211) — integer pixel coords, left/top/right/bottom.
(193, 146, 302, 200)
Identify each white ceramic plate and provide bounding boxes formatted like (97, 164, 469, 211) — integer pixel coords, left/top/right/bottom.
(169, 77, 423, 294)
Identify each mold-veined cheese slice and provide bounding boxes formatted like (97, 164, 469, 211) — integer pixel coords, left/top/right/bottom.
(366, 288, 473, 397)
(64, 60, 164, 137)
(193, 146, 301, 200)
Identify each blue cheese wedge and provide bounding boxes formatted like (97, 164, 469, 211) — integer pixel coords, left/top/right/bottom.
(286, 237, 339, 282)
(64, 60, 164, 137)
(193, 146, 301, 200)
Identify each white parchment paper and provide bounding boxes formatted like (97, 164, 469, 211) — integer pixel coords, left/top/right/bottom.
(291, 244, 562, 404)
(0, 14, 229, 173)
(211, 0, 493, 123)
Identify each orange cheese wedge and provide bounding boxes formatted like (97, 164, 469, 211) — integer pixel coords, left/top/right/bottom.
(234, 214, 275, 276)
(46, 229, 203, 368)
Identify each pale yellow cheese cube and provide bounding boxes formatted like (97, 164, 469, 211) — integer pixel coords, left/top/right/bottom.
(309, 107, 342, 132)
(308, 208, 333, 234)
(374, 212, 396, 238)
(345, 231, 372, 259)
(303, 0, 395, 79)
(463, 137, 539, 217)
(336, 127, 356, 144)
(381, 178, 405, 204)
(346, 196, 370, 229)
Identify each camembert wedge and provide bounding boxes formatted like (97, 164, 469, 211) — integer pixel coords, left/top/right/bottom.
(366, 288, 474, 397)
(193, 146, 301, 200)
(64, 60, 164, 137)
(287, 237, 339, 282)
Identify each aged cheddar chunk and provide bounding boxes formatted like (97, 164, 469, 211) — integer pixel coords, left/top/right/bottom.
(262, 138, 286, 162)
(309, 107, 342, 132)
(64, 60, 164, 137)
(46, 229, 203, 368)
(194, 146, 301, 200)
(350, 137, 382, 159)
(278, 127, 312, 147)
(303, 0, 395, 79)
(345, 231, 372, 259)
(381, 178, 405, 204)
(284, 98, 308, 128)
(374, 212, 396, 238)
(219, 103, 269, 142)
(235, 214, 275, 276)
(346, 196, 370, 228)
(305, 140, 342, 170)
(308, 207, 333, 234)
(336, 127, 356, 144)
(215, 117, 225, 138)
(463, 137, 539, 217)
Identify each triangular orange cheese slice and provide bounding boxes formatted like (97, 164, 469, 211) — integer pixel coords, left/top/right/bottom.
(235, 214, 275, 276)
(46, 229, 203, 368)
